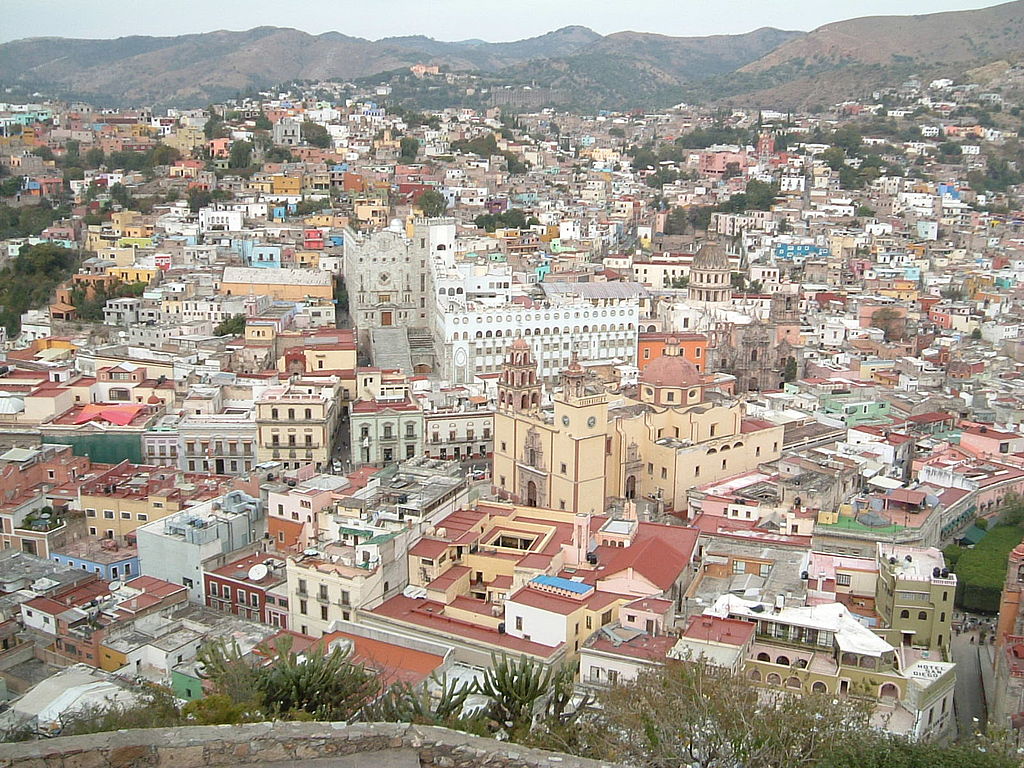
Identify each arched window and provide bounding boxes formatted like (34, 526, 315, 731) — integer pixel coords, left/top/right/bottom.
(786, 677, 801, 689)
(749, 669, 762, 682)
(756, 652, 771, 662)
(775, 655, 790, 667)
(812, 681, 827, 694)
(766, 673, 782, 686)
(879, 683, 899, 701)
(900, 609, 910, 619)
(918, 611, 927, 621)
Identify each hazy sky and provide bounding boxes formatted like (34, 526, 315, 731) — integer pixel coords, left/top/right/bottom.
(2, 0, 1011, 43)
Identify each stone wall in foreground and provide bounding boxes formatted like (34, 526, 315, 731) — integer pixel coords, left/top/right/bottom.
(0, 721, 626, 768)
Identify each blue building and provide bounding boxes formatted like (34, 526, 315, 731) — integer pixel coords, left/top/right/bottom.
(51, 541, 140, 582)
(245, 244, 283, 269)
(774, 242, 831, 261)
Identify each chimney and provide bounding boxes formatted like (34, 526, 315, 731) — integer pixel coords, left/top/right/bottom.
(570, 512, 589, 566)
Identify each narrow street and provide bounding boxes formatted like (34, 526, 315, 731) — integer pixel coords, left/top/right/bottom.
(950, 629, 986, 737)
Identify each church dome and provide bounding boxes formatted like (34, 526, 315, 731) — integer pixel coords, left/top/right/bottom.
(692, 241, 729, 271)
(640, 351, 702, 388)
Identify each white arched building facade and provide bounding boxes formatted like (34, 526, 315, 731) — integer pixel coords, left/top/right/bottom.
(436, 300, 640, 384)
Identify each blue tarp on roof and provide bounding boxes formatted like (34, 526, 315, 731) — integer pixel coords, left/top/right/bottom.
(531, 575, 591, 594)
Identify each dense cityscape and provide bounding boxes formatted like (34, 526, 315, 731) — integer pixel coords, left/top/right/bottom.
(2, 3, 1024, 766)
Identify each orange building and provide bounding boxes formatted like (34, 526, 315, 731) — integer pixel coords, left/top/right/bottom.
(638, 332, 708, 373)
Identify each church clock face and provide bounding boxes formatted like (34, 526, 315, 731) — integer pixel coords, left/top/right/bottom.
(562, 415, 570, 426)
(587, 416, 597, 428)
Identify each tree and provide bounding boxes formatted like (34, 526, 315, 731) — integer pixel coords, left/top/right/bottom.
(84, 147, 105, 169)
(64, 140, 80, 166)
(256, 637, 378, 721)
(474, 208, 532, 232)
(228, 140, 253, 169)
(832, 124, 863, 154)
(108, 183, 132, 208)
(474, 653, 554, 727)
(664, 206, 690, 235)
(971, 327, 982, 340)
(149, 144, 181, 167)
(264, 146, 293, 164)
(302, 121, 332, 149)
(399, 136, 420, 163)
(783, 356, 798, 382)
(0, 176, 23, 197)
(197, 636, 379, 722)
(941, 285, 965, 301)
(609, 127, 625, 138)
(60, 683, 183, 736)
(0, 243, 78, 334)
(938, 142, 963, 158)
(822, 146, 847, 171)
(415, 188, 448, 217)
(31, 146, 54, 162)
(214, 314, 246, 336)
(870, 307, 905, 342)
(187, 188, 213, 213)
(365, 674, 484, 732)
(594, 659, 872, 768)
(825, 730, 1021, 768)
(744, 179, 777, 210)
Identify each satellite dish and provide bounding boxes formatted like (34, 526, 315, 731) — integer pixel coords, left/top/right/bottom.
(248, 564, 269, 581)
(109, 580, 123, 591)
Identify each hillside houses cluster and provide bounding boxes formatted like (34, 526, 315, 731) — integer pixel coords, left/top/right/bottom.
(5, 79, 1024, 741)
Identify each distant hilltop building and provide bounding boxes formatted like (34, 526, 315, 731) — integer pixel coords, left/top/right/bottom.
(410, 64, 440, 77)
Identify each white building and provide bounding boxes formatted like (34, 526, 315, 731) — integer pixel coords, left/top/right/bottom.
(135, 491, 265, 603)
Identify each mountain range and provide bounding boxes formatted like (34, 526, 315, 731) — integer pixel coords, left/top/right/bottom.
(2, 1, 1024, 109)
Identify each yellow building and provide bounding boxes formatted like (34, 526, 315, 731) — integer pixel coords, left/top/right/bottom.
(106, 265, 156, 284)
(285, 553, 383, 637)
(166, 127, 205, 153)
(494, 341, 608, 513)
(270, 175, 302, 195)
(219, 266, 333, 301)
(255, 381, 341, 471)
(606, 347, 783, 513)
(77, 463, 232, 541)
(494, 340, 784, 516)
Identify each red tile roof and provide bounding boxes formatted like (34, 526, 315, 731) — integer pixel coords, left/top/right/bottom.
(682, 615, 755, 646)
(370, 595, 562, 658)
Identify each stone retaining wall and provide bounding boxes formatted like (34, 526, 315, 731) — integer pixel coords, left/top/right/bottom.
(0, 721, 626, 768)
